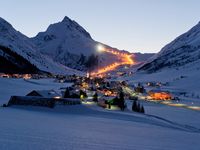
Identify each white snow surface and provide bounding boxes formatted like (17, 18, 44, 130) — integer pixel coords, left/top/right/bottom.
(122, 58, 200, 130)
(129, 59, 200, 96)
(1, 78, 200, 150)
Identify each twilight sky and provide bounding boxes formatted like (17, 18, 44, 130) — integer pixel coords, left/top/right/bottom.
(1, 0, 200, 53)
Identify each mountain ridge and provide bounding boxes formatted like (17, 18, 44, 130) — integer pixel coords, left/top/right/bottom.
(0, 16, 153, 74)
(0, 17, 82, 75)
(138, 21, 200, 72)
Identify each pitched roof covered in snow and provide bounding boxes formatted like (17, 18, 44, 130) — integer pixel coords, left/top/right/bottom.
(26, 90, 61, 98)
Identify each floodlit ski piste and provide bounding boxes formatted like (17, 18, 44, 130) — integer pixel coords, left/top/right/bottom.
(91, 44, 135, 76)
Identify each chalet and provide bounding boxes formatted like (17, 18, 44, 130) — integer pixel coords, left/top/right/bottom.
(26, 90, 61, 99)
(8, 96, 56, 108)
(8, 96, 80, 107)
(100, 89, 117, 97)
(148, 90, 173, 100)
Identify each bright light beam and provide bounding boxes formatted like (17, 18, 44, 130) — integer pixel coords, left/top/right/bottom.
(97, 44, 105, 52)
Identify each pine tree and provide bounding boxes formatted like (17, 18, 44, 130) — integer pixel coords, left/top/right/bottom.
(85, 54, 99, 71)
(119, 91, 125, 111)
(78, 53, 86, 65)
(140, 105, 145, 114)
(93, 92, 98, 102)
(132, 100, 137, 111)
(106, 82, 110, 87)
(119, 91, 124, 102)
(80, 90, 88, 99)
(64, 88, 70, 98)
(137, 103, 141, 112)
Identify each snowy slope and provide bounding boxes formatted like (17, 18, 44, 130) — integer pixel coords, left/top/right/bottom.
(132, 21, 200, 100)
(139, 21, 200, 72)
(129, 59, 200, 95)
(32, 16, 94, 56)
(124, 58, 200, 119)
(1, 105, 199, 150)
(0, 17, 82, 75)
(1, 104, 200, 150)
(1, 78, 200, 149)
(1, 103, 200, 149)
(31, 16, 131, 69)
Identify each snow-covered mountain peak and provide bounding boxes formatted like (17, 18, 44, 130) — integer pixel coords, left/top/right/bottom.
(138, 21, 200, 72)
(0, 17, 21, 38)
(62, 16, 72, 22)
(158, 21, 200, 56)
(0, 17, 12, 30)
(61, 16, 91, 39)
(61, 16, 77, 26)
(32, 16, 100, 69)
(35, 16, 91, 41)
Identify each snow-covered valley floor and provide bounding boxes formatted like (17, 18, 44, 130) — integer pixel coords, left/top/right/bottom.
(1, 104, 200, 150)
(0, 78, 200, 150)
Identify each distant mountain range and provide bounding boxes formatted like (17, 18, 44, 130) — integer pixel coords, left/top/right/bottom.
(138, 21, 200, 73)
(0, 16, 154, 74)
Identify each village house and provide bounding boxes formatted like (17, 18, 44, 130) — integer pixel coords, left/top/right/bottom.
(8, 89, 81, 108)
(26, 90, 61, 99)
(148, 90, 173, 100)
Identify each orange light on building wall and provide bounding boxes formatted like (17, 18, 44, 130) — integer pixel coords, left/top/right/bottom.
(149, 92, 172, 100)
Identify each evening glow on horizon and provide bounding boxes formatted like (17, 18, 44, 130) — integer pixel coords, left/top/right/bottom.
(1, 0, 200, 53)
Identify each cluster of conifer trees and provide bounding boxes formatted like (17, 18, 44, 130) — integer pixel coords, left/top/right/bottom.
(78, 53, 99, 71)
(132, 100, 145, 113)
